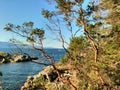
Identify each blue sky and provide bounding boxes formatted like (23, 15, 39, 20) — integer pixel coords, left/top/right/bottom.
(0, 0, 60, 48)
(0, 0, 89, 48)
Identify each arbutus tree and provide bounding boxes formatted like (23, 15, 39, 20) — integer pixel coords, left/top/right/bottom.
(42, 0, 105, 87)
(4, 21, 77, 90)
(4, 0, 120, 89)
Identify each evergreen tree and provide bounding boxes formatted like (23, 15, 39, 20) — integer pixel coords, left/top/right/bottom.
(4, 0, 120, 89)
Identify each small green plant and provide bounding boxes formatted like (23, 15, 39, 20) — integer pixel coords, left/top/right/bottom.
(32, 75, 48, 90)
(60, 55, 69, 64)
(61, 84, 70, 90)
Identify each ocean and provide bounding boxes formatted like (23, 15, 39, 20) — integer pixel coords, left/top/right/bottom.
(0, 48, 65, 90)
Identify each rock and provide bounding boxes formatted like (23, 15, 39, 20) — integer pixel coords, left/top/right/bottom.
(30, 56, 38, 60)
(0, 52, 11, 63)
(11, 54, 31, 62)
(21, 64, 80, 90)
(21, 66, 59, 90)
(0, 52, 10, 57)
(39, 66, 58, 82)
(0, 51, 38, 64)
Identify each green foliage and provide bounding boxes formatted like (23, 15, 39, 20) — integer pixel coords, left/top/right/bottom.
(34, 75, 48, 86)
(30, 28, 45, 39)
(4, 23, 13, 31)
(69, 36, 89, 61)
(60, 36, 89, 63)
(69, 36, 88, 51)
(26, 37, 34, 42)
(4, 21, 45, 45)
(32, 75, 47, 90)
(55, 0, 75, 13)
(107, 64, 120, 85)
(60, 53, 69, 63)
(3, 0, 120, 90)
(23, 21, 34, 27)
(60, 84, 70, 90)
(42, 9, 53, 18)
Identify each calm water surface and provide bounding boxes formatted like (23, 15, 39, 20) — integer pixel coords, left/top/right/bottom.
(0, 49, 65, 90)
(0, 62, 43, 90)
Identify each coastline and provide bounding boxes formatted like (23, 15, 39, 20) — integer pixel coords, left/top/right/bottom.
(21, 63, 79, 90)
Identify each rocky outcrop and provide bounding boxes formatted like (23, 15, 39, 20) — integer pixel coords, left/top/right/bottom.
(0, 52, 11, 63)
(0, 52, 38, 64)
(11, 54, 31, 62)
(21, 66, 56, 90)
(21, 65, 78, 90)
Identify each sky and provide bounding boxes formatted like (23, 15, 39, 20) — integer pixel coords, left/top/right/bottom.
(0, 0, 89, 48)
(0, 0, 60, 48)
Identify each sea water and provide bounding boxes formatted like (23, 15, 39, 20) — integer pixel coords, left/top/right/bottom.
(0, 48, 65, 90)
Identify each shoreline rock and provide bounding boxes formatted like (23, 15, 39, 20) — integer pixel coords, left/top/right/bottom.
(21, 66, 57, 90)
(0, 52, 11, 63)
(11, 54, 31, 63)
(0, 51, 38, 64)
(21, 64, 78, 90)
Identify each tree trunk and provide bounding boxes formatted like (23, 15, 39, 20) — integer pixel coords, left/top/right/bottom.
(80, 7, 104, 85)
